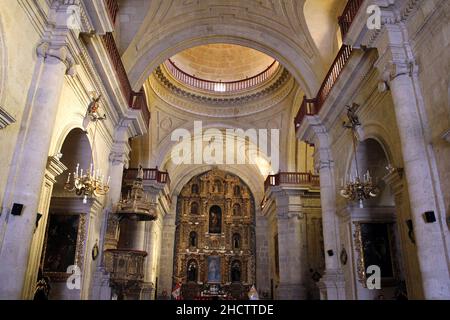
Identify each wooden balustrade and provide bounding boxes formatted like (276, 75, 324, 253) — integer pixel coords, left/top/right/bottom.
(165, 59, 279, 93)
(102, 32, 132, 101)
(294, 0, 363, 131)
(105, 0, 119, 25)
(315, 44, 353, 111)
(294, 95, 317, 129)
(264, 172, 320, 192)
(123, 168, 170, 186)
(294, 45, 353, 131)
(102, 33, 150, 126)
(130, 89, 150, 127)
(338, 0, 364, 38)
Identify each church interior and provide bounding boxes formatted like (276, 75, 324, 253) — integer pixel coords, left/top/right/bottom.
(0, 0, 449, 300)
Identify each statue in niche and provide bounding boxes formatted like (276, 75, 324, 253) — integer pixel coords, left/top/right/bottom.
(189, 231, 197, 247)
(213, 180, 222, 193)
(233, 233, 241, 249)
(187, 260, 198, 282)
(233, 203, 241, 216)
(208, 256, 221, 283)
(191, 184, 199, 194)
(231, 261, 241, 282)
(234, 185, 241, 197)
(209, 206, 222, 233)
(190, 202, 199, 215)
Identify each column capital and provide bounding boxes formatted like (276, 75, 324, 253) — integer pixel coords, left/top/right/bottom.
(45, 154, 68, 183)
(109, 140, 131, 167)
(36, 41, 76, 76)
(375, 54, 418, 83)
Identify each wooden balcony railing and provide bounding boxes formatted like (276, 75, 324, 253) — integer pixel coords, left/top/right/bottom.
(102, 32, 150, 126)
(264, 172, 320, 192)
(130, 89, 150, 127)
(294, 45, 353, 131)
(105, 0, 119, 25)
(338, 0, 365, 38)
(123, 168, 170, 186)
(315, 44, 353, 110)
(165, 59, 280, 93)
(294, 96, 317, 129)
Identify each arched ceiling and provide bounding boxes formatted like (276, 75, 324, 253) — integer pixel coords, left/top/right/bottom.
(169, 44, 275, 82)
(119, 0, 324, 96)
(117, 0, 347, 96)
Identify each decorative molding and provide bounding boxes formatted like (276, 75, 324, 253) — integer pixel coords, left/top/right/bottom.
(150, 66, 294, 118)
(36, 41, 76, 76)
(0, 107, 15, 129)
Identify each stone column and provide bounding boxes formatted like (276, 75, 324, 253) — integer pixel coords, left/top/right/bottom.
(272, 188, 307, 300)
(255, 215, 270, 298)
(90, 128, 132, 300)
(306, 118, 346, 300)
(0, 20, 76, 298)
(375, 26, 450, 298)
(22, 155, 67, 299)
(156, 196, 177, 299)
(316, 162, 345, 299)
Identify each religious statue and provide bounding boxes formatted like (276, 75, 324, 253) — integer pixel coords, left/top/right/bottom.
(343, 103, 361, 129)
(208, 257, 221, 283)
(82, 94, 106, 130)
(137, 165, 144, 180)
(187, 260, 198, 282)
(231, 261, 241, 282)
(209, 206, 222, 233)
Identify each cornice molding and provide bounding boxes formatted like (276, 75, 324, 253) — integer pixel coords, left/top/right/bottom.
(0, 107, 15, 129)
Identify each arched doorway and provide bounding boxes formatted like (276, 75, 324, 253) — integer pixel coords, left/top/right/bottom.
(38, 128, 93, 300)
(345, 138, 409, 300)
(173, 169, 256, 299)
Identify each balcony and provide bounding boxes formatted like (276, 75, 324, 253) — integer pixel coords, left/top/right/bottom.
(294, 45, 354, 130)
(102, 33, 150, 127)
(294, 0, 365, 131)
(165, 59, 280, 93)
(123, 167, 170, 186)
(338, 0, 365, 39)
(105, 0, 119, 25)
(264, 172, 320, 192)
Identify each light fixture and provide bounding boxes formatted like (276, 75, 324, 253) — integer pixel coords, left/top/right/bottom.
(64, 100, 110, 203)
(339, 103, 379, 207)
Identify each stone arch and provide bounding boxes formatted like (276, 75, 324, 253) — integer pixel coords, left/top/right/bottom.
(124, 18, 321, 97)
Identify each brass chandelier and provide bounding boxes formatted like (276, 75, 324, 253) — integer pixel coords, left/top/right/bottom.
(339, 104, 379, 207)
(64, 96, 110, 203)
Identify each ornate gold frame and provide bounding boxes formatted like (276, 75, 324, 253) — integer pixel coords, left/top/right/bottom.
(41, 213, 87, 282)
(353, 221, 399, 287)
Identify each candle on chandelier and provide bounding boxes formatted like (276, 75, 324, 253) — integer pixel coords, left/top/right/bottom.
(66, 173, 71, 183)
(107, 176, 111, 185)
(76, 163, 79, 178)
(90, 163, 93, 177)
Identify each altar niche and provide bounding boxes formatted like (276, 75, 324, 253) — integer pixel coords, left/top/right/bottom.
(173, 168, 256, 299)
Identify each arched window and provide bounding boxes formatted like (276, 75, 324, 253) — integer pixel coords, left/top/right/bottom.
(230, 260, 241, 282)
(189, 231, 198, 247)
(191, 184, 199, 194)
(234, 185, 241, 196)
(190, 202, 199, 215)
(209, 205, 222, 233)
(232, 203, 241, 216)
(187, 259, 198, 282)
(232, 233, 241, 249)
